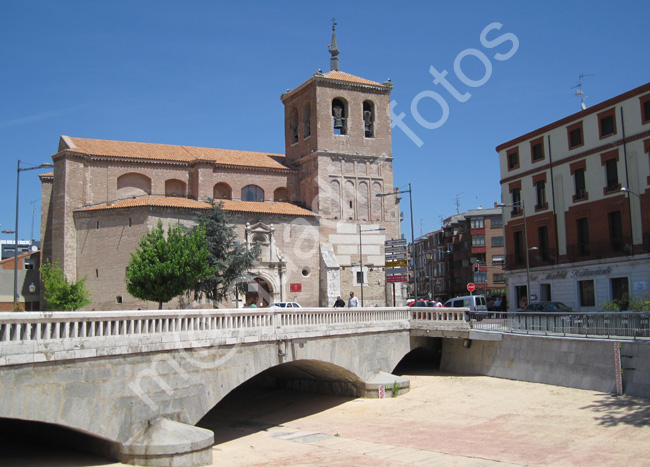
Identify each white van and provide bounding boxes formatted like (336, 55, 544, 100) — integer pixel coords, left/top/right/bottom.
(444, 295, 488, 312)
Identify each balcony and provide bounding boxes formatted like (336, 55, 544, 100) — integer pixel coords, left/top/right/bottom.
(505, 249, 557, 270)
(566, 238, 633, 262)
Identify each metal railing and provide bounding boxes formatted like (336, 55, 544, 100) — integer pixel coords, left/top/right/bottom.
(469, 311, 650, 339)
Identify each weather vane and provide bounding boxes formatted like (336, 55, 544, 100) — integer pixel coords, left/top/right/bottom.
(331, 17, 337, 31)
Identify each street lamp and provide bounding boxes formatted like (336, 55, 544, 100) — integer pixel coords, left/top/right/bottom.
(359, 226, 385, 306)
(377, 183, 418, 303)
(12, 160, 54, 307)
(28, 283, 36, 311)
(497, 199, 535, 307)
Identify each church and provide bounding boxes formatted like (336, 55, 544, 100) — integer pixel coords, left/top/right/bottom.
(40, 28, 403, 310)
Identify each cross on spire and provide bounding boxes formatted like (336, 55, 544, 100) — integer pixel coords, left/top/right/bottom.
(328, 18, 340, 71)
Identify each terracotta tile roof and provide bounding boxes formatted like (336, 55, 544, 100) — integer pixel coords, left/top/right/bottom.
(62, 136, 289, 170)
(78, 197, 316, 216)
(322, 70, 382, 86)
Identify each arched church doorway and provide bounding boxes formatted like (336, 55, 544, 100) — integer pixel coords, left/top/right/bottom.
(246, 278, 273, 307)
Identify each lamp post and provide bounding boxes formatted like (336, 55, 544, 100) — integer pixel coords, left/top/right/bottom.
(377, 183, 417, 303)
(359, 226, 385, 306)
(621, 187, 640, 256)
(12, 160, 54, 307)
(28, 283, 36, 311)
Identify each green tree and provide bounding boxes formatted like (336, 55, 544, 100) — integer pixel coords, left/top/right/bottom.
(192, 200, 260, 304)
(40, 260, 92, 311)
(126, 220, 214, 309)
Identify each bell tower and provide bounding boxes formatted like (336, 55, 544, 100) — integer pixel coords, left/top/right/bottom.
(281, 23, 401, 306)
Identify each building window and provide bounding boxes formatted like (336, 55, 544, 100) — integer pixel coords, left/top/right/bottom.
(470, 217, 484, 229)
(507, 148, 519, 170)
(363, 100, 375, 138)
(241, 185, 264, 202)
(492, 236, 504, 247)
(538, 226, 549, 261)
(578, 280, 595, 307)
(611, 277, 629, 310)
(530, 138, 544, 162)
(96, 221, 100, 230)
(567, 121, 584, 149)
(608, 210, 624, 251)
(574, 168, 587, 200)
(332, 98, 347, 135)
(511, 188, 521, 215)
(494, 273, 505, 283)
(514, 231, 524, 265)
(491, 217, 503, 229)
(640, 94, 650, 124)
(95, 269, 99, 278)
(289, 107, 299, 144)
(471, 235, 485, 247)
(598, 108, 616, 139)
(303, 101, 311, 138)
(535, 180, 546, 209)
(577, 217, 590, 256)
(604, 158, 619, 193)
(24, 263, 34, 270)
(116, 296, 123, 304)
(474, 272, 487, 284)
(540, 283, 552, 301)
(355, 270, 365, 285)
(128, 217, 132, 227)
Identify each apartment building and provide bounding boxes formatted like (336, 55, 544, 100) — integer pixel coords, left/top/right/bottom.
(497, 82, 650, 310)
(410, 205, 505, 304)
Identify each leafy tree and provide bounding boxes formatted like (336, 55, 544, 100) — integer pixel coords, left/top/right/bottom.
(126, 220, 214, 309)
(40, 259, 92, 311)
(192, 200, 260, 304)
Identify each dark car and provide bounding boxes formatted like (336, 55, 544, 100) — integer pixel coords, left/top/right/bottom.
(523, 301, 572, 312)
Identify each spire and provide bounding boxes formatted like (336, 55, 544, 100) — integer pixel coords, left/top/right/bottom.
(328, 18, 340, 71)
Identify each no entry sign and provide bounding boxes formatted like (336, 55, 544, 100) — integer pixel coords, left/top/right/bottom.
(467, 283, 475, 292)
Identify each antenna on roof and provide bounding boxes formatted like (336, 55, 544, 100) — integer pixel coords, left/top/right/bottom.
(571, 73, 595, 110)
(455, 193, 463, 214)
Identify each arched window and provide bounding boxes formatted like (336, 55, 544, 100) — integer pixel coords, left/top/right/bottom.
(117, 173, 151, 199)
(332, 98, 347, 135)
(242, 185, 264, 202)
(290, 107, 299, 144)
(274, 187, 290, 202)
(303, 101, 311, 138)
(213, 182, 232, 200)
(363, 100, 375, 138)
(165, 179, 186, 197)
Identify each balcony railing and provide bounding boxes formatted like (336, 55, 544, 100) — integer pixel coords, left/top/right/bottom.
(566, 238, 633, 262)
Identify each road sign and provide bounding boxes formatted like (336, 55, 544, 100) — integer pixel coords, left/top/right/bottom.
(386, 267, 407, 275)
(467, 283, 475, 292)
(386, 274, 408, 283)
(385, 252, 407, 260)
(385, 246, 407, 253)
(385, 260, 407, 268)
(385, 239, 407, 246)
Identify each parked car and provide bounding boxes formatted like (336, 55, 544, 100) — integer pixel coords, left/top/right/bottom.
(523, 301, 572, 312)
(444, 295, 488, 312)
(269, 302, 302, 308)
(408, 299, 435, 307)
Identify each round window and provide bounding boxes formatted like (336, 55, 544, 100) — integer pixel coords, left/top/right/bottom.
(301, 267, 311, 277)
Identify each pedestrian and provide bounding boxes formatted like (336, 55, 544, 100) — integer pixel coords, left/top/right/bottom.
(348, 291, 359, 307)
(519, 297, 527, 309)
(494, 297, 501, 310)
(333, 296, 345, 307)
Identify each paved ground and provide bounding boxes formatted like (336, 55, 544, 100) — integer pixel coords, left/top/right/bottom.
(3, 371, 650, 466)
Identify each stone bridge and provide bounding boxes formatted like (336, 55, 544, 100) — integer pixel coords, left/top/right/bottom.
(0, 307, 469, 466)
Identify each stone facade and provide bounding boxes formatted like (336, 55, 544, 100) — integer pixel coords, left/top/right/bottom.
(41, 65, 402, 310)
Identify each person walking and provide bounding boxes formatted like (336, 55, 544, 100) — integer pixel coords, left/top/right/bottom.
(348, 291, 359, 307)
(333, 296, 345, 307)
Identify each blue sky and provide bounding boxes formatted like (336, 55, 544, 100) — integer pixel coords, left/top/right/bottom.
(1, 1, 648, 242)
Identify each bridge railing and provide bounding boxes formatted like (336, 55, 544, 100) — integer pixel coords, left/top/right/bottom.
(0, 307, 413, 365)
(469, 311, 650, 339)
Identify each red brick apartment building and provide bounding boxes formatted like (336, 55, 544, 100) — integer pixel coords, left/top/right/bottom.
(497, 83, 650, 310)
